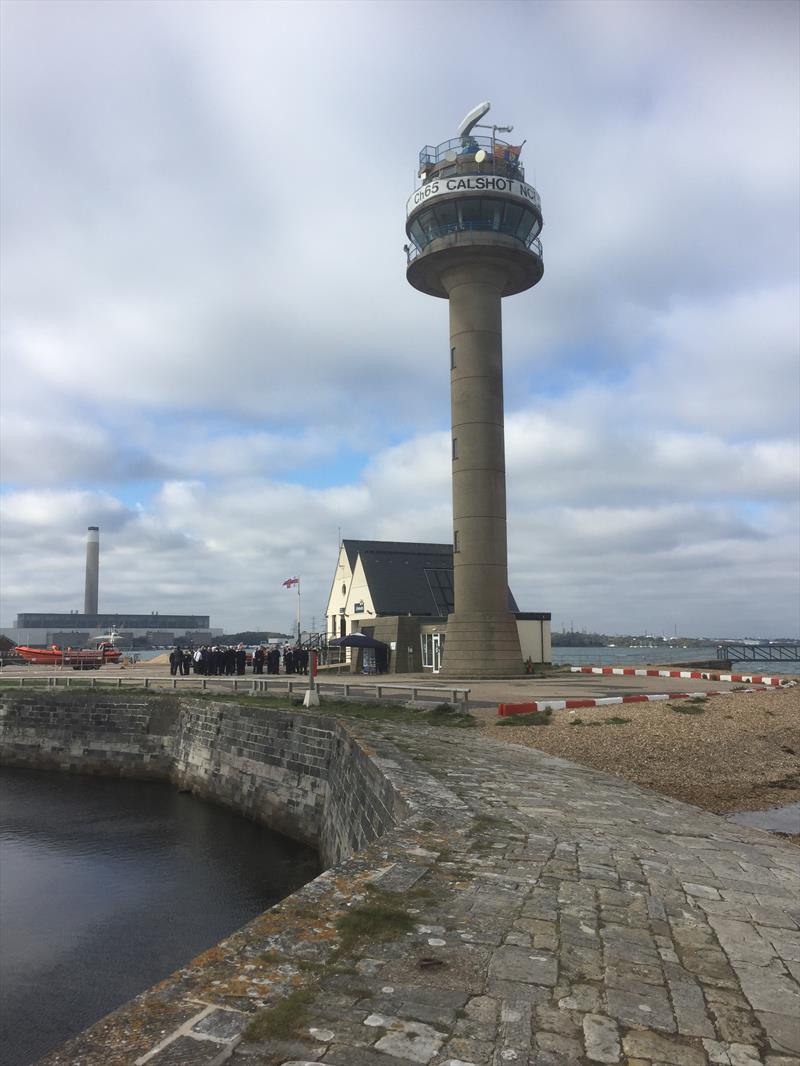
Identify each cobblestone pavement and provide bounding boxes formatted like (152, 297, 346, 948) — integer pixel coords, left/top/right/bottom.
(232, 724, 799, 1066)
(36, 720, 799, 1066)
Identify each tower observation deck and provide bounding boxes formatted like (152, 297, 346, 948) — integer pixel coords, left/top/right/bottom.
(405, 103, 544, 678)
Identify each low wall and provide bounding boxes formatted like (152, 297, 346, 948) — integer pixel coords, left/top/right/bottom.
(0, 690, 416, 876)
(169, 700, 333, 852)
(0, 691, 177, 778)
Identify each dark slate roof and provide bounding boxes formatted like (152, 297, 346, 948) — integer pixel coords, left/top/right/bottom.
(342, 539, 450, 570)
(341, 539, 518, 618)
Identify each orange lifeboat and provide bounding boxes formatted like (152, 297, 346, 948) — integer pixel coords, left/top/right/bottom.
(16, 642, 122, 670)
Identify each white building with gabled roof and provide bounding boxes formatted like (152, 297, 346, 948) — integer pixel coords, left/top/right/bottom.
(325, 539, 549, 675)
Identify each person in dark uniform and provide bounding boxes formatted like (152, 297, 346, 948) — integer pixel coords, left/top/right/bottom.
(253, 647, 264, 674)
(235, 644, 246, 675)
(169, 648, 179, 676)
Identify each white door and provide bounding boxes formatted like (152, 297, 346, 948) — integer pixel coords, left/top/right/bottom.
(432, 632, 441, 674)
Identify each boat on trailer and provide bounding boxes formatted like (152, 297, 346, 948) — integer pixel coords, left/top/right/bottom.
(16, 630, 123, 670)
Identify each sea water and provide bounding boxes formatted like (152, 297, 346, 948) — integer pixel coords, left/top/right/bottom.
(550, 645, 800, 676)
(0, 768, 319, 1066)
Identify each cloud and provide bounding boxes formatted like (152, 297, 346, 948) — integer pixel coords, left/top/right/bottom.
(1, 0, 797, 638)
(631, 285, 800, 435)
(0, 412, 169, 485)
(2, 410, 797, 635)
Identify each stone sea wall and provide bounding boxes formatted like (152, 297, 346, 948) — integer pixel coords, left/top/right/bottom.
(169, 700, 334, 852)
(321, 725, 407, 866)
(0, 692, 415, 867)
(0, 692, 177, 778)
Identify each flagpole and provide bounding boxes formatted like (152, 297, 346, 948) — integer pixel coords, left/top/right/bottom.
(297, 578, 301, 643)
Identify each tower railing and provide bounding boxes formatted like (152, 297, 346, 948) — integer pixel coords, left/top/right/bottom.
(419, 136, 525, 179)
(407, 225, 542, 264)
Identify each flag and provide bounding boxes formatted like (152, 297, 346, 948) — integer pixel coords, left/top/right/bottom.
(282, 577, 299, 588)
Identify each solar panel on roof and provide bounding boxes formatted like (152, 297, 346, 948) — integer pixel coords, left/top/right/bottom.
(424, 568, 454, 617)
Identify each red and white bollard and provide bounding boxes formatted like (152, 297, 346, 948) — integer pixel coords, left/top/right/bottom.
(303, 650, 320, 708)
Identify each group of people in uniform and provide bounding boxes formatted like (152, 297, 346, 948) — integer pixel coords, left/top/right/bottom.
(252, 645, 310, 674)
(168, 644, 312, 677)
(169, 644, 247, 676)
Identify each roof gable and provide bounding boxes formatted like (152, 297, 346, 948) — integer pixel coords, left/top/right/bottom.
(340, 540, 517, 617)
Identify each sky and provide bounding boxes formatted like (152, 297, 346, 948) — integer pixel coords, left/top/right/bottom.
(1, 0, 798, 638)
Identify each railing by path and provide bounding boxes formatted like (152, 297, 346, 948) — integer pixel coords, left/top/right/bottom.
(1, 674, 471, 711)
(717, 642, 800, 663)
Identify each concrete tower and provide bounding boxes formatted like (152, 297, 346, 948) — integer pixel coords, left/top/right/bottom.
(84, 525, 99, 615)
(405, 103, 543, 677)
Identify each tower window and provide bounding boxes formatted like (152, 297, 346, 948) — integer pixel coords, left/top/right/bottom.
(452, 437, 458, 460)
(454, 530, 460, 553)
(450, 346, 456, 369)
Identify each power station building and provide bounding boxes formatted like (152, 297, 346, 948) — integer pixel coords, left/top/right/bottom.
(3, 526, 220, 648)
(325, 539, 550, 675)
(402, 102, 548, 677)
(6, 613, 218, 649)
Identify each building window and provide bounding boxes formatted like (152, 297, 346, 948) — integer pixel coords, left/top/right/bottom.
(454, 529, 460, 553)
(341, 583, 346, 595)
(450, 346, 456, 369)
(452, 437, 458, 460)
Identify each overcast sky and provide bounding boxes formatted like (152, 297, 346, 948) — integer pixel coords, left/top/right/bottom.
(1, 0, 798, 638)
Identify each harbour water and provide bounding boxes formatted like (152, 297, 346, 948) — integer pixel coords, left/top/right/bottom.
(131, 645, 800, 674)
(0, 768, 320, 1066)
(550, 645, 800, 676)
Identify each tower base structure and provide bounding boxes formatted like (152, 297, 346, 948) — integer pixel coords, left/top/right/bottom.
(441, 610, 524, 678)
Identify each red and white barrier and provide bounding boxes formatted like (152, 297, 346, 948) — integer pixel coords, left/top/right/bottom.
(497, 691, 731, 716)
(569, 666, 793, 687)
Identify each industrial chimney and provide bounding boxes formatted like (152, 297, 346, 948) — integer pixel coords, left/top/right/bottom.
(84, 526, 99, 615)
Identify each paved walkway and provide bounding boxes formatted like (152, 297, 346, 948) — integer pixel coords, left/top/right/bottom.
(2, 662, 761, 705)
(227, 724, 799, 1066)
(37, 719, 799, 1066)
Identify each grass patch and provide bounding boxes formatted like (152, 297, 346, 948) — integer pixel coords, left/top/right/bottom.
(469, 813, 515, 835)
(190, 691, 477, 728)
(497, 709, 553, 727)
(0, 684, 179, 707)
(1, 685, 476, 728)
(672, 702, 706, 715)
(430, 702, 455, 715)
(244, 985, 315, 1041)
(570, 716, 631, 727)
(335, 889, 415, 951)
(294, 958, 320, 973)
(255, 949, 285, 965)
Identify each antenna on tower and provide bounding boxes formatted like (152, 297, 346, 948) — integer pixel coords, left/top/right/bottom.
(458, 101, 491, 139)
